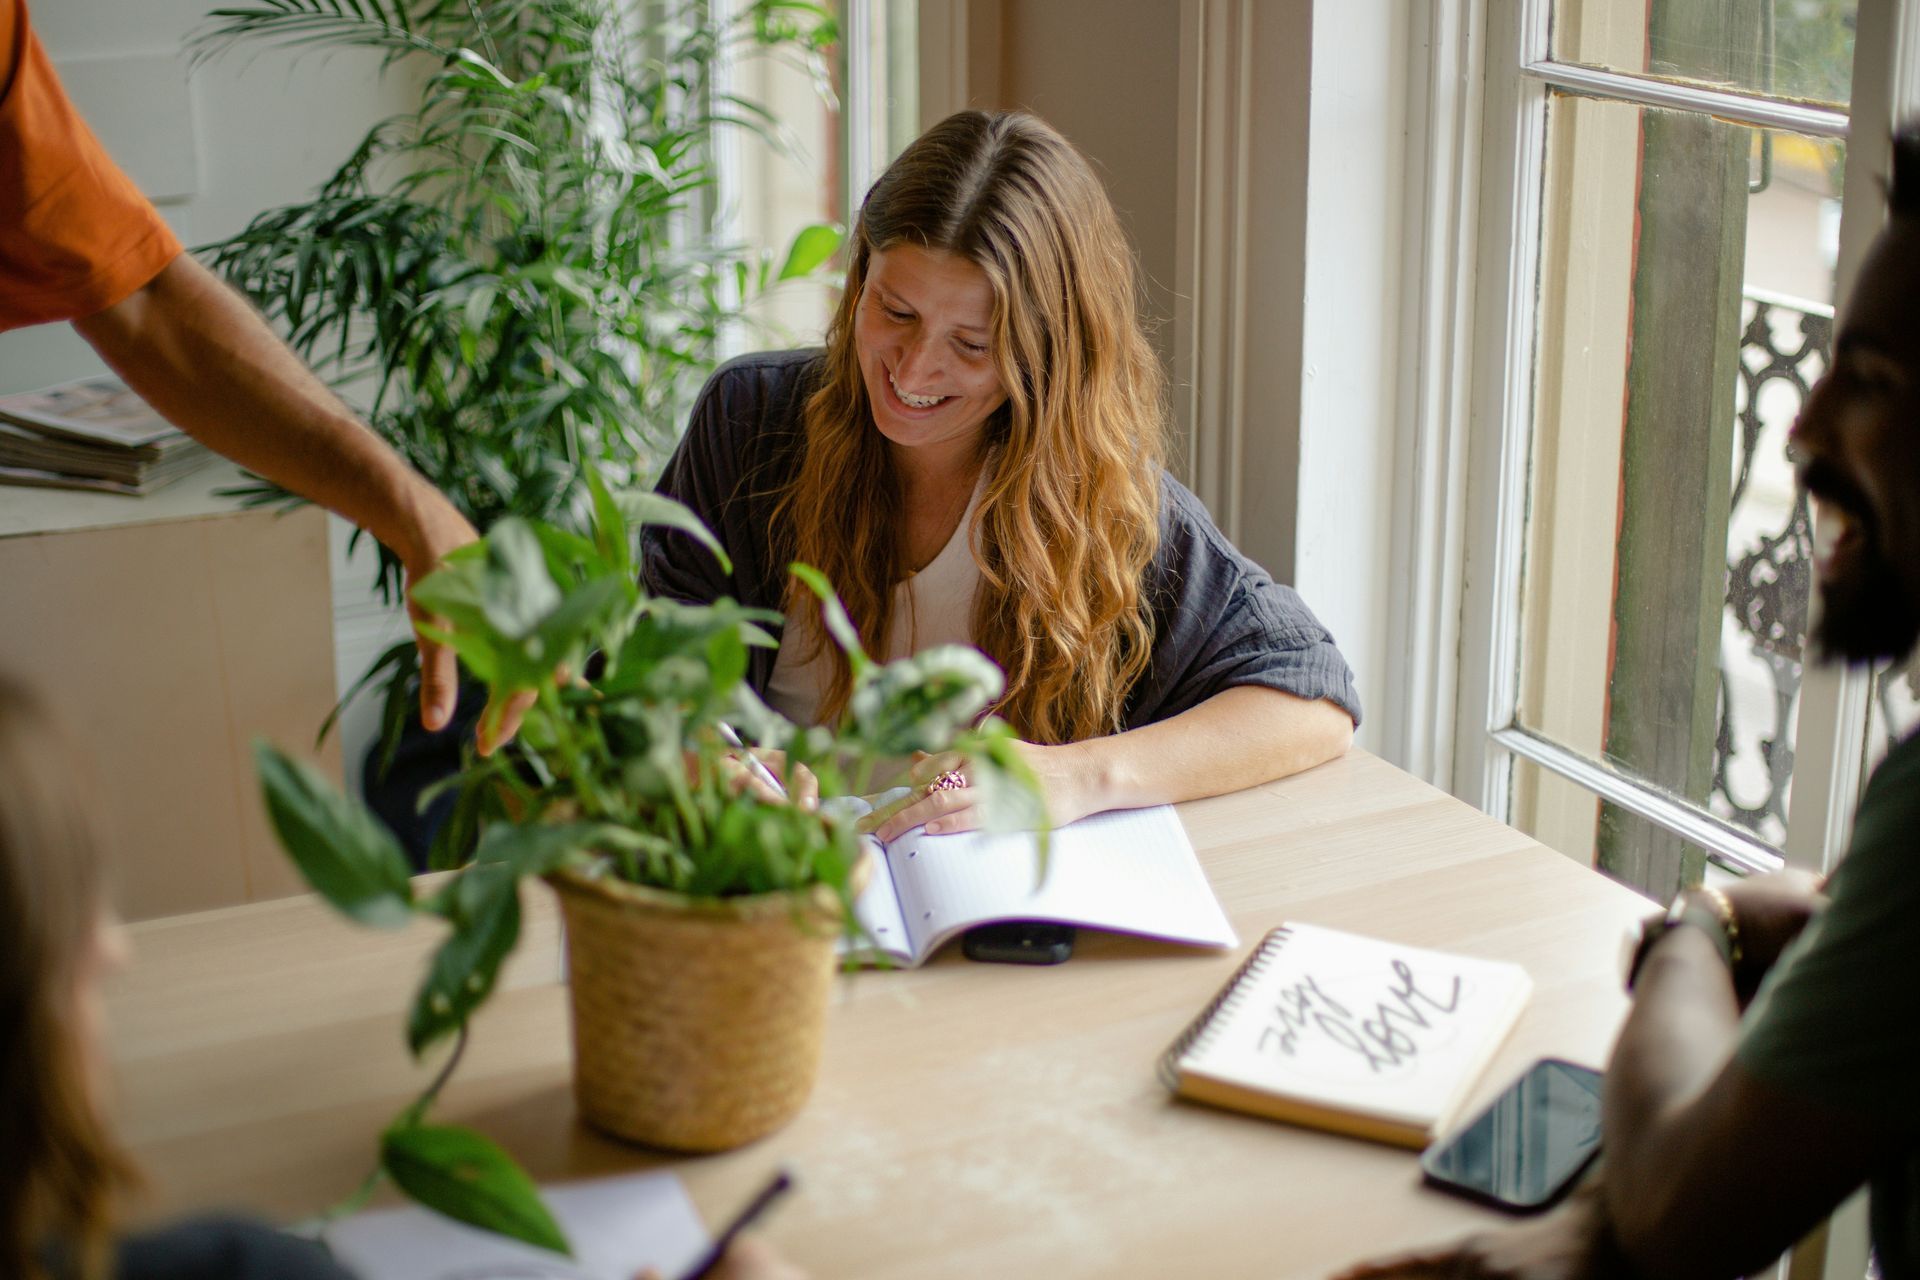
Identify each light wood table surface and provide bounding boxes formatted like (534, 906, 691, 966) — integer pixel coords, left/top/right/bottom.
(106, 749, 1651, 1279)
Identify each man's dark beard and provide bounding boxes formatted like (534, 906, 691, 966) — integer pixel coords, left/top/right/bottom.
(1811, 536, 1920, 664)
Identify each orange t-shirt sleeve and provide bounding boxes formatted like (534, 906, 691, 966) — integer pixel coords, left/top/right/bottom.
(0, 0, 182, 331)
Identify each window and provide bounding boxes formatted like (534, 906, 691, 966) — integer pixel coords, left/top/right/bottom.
(1456, 0, 1920, 903)
(716, 0, 920, 355)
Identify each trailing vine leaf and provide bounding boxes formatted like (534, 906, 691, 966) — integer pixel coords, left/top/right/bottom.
(408, 862, 521, 1056)
(254, 742, 414, 928)
(380, 1124, 570, 1256)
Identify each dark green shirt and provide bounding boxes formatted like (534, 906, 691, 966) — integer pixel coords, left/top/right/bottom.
(1738, 729, 1920, 1278)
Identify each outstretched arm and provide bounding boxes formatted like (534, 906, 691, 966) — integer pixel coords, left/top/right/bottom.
(72, 253, 524, 750)
(873, 684, 1352, 840)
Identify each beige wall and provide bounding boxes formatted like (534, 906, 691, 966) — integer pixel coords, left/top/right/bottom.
(990, 0, 1185, 378)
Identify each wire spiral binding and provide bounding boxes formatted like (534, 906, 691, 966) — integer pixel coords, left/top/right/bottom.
(1156, 926, 1293, 1093)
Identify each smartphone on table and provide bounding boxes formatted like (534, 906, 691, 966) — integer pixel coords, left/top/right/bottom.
(1420, 1057, 1604, 1213)
(962, 921, 1076, 964)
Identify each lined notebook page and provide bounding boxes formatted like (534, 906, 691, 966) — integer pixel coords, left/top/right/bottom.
(842, 834, 913, 965)
(889, 804, 1238, 959)
(1175, 923, 1532, 1133)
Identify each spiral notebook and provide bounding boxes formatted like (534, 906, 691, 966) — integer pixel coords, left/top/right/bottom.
(1159, 923, 1533, 1149)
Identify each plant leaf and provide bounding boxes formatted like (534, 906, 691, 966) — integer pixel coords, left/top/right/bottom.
(254, 741, 413, 928)
(776, 222, 842, 280)
(584, 467, 631, 578)
(479, 519, 563, 641)
(406, 862, 521, 1055)
(532, 576, 631, 665)
(615, 491, 730, 575)
(471, 820, 619, 878)
(380, 1124, 570, 1256)
(789, 562, 868, 671)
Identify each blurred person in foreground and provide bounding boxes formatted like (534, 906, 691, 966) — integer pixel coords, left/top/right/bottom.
(0, 674, 801, 1280)
(1338, 124, 1920, 1280)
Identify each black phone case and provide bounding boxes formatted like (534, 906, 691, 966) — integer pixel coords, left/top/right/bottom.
(962, 922, 1076, 965)
(1418, 1057, 1603, 1214)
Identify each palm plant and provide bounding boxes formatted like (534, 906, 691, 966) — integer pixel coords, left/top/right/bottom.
(191, 0, 842, 742)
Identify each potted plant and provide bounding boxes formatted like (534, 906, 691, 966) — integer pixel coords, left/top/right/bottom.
(254, 477, 1040, 1254)
(191, 0, 845, 753)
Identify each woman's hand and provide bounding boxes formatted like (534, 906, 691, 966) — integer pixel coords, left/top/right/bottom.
(714, 748, 821, 811)
(867, 742, 1098, 843)
(1332, 1181, 1622, 1280)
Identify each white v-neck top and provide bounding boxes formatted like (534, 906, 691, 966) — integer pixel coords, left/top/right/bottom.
(766, 479, 985, 727)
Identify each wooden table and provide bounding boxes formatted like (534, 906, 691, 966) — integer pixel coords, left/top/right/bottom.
(106, 750, 1651, 1278)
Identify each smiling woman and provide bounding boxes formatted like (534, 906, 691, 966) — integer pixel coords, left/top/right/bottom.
(643, 110, 1362, 836)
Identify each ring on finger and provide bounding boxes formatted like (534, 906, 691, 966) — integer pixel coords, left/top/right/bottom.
(925, 768, 967, 797)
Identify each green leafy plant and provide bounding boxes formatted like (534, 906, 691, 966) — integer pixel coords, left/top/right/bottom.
(190, 0, 844, 742)
(254, 481, 1042, 1254)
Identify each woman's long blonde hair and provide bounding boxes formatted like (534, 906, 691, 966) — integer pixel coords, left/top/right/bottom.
(0, 678, 135, 1280)
(774, 109, 1166, 743)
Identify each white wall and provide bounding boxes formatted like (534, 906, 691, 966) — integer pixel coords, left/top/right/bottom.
(0, 1, 424, 795)
(1293, 7, 1410, 753)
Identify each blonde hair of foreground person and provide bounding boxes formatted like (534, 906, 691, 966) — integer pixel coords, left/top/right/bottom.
(0, 677, 136, 1280)
(773, 109, 1164, 744)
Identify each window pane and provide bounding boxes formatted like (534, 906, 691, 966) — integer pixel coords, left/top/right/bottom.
(1510, 759, 1601, 865)
(1551, 0, 1856, 109)
(1513, 92, 1841, 892)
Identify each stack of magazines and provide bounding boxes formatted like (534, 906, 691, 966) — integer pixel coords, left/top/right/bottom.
(0, 376, 213, 496)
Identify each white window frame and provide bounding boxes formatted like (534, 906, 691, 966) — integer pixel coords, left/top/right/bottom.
(1439, 0, 1919, 890)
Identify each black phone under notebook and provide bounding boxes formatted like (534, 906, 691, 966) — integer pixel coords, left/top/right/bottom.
(962, 922, 1076, 964)
(1420, 1057, 1604, 1213)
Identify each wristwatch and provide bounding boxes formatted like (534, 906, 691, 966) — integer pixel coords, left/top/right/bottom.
(1623, 885, 1742, 992)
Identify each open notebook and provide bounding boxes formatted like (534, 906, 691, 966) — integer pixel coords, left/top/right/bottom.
(1159, 923, 1533, 1148)
(841, 803, 1238, 966)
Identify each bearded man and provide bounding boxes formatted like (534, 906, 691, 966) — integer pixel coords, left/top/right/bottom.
(1340, 126, 1920, 1280)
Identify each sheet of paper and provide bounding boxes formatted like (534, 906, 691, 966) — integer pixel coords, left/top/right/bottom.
(890, 804, 1238, 958)
(323, 1170, 709, 1280)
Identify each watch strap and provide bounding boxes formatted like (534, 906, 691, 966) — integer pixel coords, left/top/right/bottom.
(1625, 887, 1742, 991)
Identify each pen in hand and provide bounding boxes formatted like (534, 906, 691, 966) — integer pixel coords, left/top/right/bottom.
(716, 723, 788, 800)
(678, 1169, 796, 1280)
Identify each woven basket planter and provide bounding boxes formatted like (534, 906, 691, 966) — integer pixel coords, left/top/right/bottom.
(545, 865, 847, 1152)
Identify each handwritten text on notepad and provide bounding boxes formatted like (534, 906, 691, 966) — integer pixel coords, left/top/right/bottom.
(1255, 959, 1465, 1073)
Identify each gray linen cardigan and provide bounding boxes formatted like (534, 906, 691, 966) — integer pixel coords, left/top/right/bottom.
(640, 350, 1362, 731)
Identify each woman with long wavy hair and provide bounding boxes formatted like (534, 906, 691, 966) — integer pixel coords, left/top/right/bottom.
(645, 109, 1359, 837)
